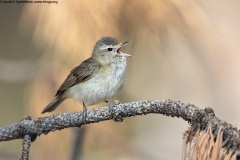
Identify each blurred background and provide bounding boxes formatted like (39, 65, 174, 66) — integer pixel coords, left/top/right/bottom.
(1, 0, 240, 159)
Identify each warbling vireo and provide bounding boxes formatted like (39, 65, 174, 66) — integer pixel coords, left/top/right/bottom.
(41, 37, 131, 121)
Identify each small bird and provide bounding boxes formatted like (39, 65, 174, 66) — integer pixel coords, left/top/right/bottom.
(41, 37, 131, 121)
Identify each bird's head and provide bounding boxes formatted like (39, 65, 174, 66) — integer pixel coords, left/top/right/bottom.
(92, 37, 131, 65)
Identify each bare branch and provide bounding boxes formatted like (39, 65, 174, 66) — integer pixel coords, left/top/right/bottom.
(0, 99, 239, 155)
(20, 134, 31, 160)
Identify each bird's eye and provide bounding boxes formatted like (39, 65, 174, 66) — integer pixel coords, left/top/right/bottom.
(107, 48, 113, 51)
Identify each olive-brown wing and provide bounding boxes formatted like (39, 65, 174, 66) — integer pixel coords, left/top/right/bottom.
(55, 57, 100, 96)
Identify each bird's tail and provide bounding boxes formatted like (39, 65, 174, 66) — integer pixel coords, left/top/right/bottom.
(41, 94, 65, 114)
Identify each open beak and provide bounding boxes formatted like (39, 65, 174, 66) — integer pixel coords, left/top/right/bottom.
(117, 41, 132, 57)
(121, 41, 129, 47)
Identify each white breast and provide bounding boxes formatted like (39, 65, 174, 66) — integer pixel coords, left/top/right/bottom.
(68, 58, 127, 106)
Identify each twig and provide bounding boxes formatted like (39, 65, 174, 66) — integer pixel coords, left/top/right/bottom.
(20, 134, 31, 160)
(0, 99, 239, 156)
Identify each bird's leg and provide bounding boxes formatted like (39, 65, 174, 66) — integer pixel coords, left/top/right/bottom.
(105, 101, 113, 117)
(82, 102, 87, 122)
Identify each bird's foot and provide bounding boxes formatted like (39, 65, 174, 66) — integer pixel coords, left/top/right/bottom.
(105, 101, 114, 118)
(82, 110, 87, 123)
(82, 102, 87, 123)
(114, 100, 120, 105)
